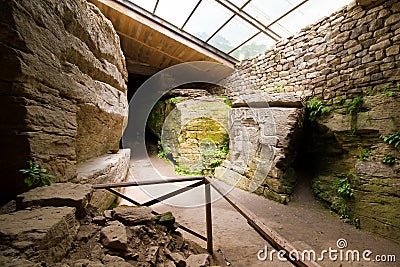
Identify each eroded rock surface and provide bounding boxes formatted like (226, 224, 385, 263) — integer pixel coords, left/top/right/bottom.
(0, 186, 215, 266)
(0, 206, 78, 263)
(0, 0, 128, 200)
(16, 182, 93, 218)
(215, 93, 304, 203)
(76, 149, 130, 212)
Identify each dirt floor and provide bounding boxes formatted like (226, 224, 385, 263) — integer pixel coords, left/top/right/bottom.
(121, 150, 400, 267)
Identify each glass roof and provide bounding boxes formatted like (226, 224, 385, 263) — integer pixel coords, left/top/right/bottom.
(121, 0, 352, 61)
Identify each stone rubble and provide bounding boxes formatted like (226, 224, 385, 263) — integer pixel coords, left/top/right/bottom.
(0, 183, 216, 266)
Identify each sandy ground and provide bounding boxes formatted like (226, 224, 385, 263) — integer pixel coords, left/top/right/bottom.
(120, 154, 400, 267)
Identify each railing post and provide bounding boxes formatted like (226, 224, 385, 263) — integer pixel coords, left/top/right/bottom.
(204, 178, 213, 255)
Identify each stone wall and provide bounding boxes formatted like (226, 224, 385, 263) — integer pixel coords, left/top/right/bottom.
(0, 0, 128, 202)
(221, 0, 399, 101)
(218, 0, 400, 241)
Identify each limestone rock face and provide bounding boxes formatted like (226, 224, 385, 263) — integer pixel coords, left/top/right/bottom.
(148, 95, 231, 173)
(0, 0, 128, 201)
(215, 93, 303, 203)
(310, 94, 400, 242)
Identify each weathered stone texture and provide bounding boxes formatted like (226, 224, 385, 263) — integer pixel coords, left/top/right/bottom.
(0, 206, 79, 263)
(216, 0, 400, 240)
(149, 95, 231, 173)
(16, 182, 93, 218)
(100, 221, 128, 250)
(215, 93, 303, 203)
(221, 0, 399, 101)
(310, 94, 400, 242)
(76, 149, 130, 212)
(0, 0, 128, 201)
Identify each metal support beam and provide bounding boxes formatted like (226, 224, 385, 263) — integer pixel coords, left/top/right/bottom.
(93, 176, 204, 189)
(204, 178, 213, 255)
(105, 188, 141, 206)
(181, 0, 202, 29)
(141, 180, 204, 206)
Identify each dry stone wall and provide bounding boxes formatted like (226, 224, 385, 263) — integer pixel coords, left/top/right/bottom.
(219, 0, 400, 241)
(221, 0, 400, 102)
(0, 0, 128, 201)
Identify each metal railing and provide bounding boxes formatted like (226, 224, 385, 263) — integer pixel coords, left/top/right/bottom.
(93, 176, 320, 267)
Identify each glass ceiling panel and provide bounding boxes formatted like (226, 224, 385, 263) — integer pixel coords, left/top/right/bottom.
(230, 33, 275, 60)
(243, 0, 304, 26)
(127, 0, 156, 13)
(155, 0, 199, 28)
(229, 0, 250, 8)
(270, 0, 351, 37)
(208, 16, 258, 53)
(123, 0, 353, 61)
(183, 0, 233, 41)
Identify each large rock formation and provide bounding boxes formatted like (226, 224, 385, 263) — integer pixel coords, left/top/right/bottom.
(215, 93, 304, 203)
(0, 0, 128, 202)
(148, 91, 231, 174)
(309, 92, 400, 242)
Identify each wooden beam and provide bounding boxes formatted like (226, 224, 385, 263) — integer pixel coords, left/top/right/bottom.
(126, 59, 162, 76)
(90, 0, 235, 69)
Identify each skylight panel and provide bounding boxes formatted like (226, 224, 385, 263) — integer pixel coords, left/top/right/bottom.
(127, 0, 157, 13)
(229, 0, 250, 8)
(208, 16, 258, 53)
(272, 0, 351, 36)
(243, 0, 304, 26)
(230, 32, 275, 60)
(183, 0, 233, 41)
(155, 0, 199, 28)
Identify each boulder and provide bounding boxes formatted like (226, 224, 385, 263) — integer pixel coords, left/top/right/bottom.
(0, 206, 78, 263)
(76, 149, 130, 212)
(232, 92, 303, 108)
(100, 221, 127, 250)
(16, 182, 93, 218)
(186, 254, 210, 267)
(113, 206, 153, 225)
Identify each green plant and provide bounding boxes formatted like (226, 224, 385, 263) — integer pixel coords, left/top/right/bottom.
(19, 160, 55, 187)
(157, 141, 166, 158)
(381, 155, 397, 166)
(332, 177, 353, 198)
(365, 83, 399, 96)
(357, 146, 371, 162)
(168, 97, 182, 104)
(221, 137, 229, 154)
(219, 96, 232, 107)
(332, 198, 351, 222)
(306, 98, 331, 121)
(381, 131, 400, 148)
(174, 166, 203, 176)
(344, 96, 364, 115)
